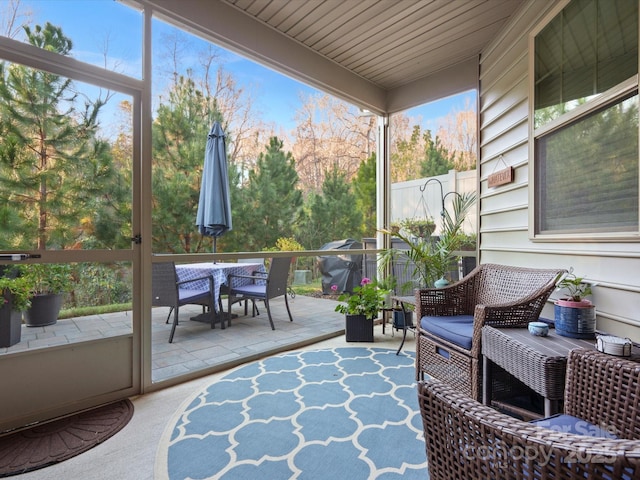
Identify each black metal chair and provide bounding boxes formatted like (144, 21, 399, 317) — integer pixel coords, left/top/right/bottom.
(227, 256, 293, 330)
(152, 262, 215, 343)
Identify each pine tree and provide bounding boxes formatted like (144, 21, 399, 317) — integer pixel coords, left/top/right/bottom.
(152, 75, 224, 253)
(0, 23, 116, 250)
(232, 137, 303, 251)
(420, 130, 454, 177)
(353, 153, 376, 236)
(298, 166, 363, 249)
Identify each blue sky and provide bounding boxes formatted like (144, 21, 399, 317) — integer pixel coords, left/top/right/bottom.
(17, 0, 474, 133)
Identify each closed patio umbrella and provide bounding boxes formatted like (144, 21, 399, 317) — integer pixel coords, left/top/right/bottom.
(196, 121, 232, 254)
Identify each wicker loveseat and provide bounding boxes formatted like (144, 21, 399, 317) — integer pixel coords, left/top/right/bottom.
(415, 263, 565, 400)
(418, 349, 640, 480)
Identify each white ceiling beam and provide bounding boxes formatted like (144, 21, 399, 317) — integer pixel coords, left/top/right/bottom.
(386, 56, 479, 114)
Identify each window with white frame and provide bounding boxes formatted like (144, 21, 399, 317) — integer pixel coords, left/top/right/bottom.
(533, 0, 639, 237)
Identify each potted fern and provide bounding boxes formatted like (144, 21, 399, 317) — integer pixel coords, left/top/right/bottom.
(554, 270, 596, 339)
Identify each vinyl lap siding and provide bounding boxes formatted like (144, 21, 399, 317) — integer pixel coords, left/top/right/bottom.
(478, 0, 640, 340)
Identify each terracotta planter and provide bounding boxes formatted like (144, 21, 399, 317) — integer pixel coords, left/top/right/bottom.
(345, 314, 374, 342)
(554, 299, 596, 339)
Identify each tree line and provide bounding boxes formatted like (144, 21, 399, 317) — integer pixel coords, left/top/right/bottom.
(0, 21, 477, 255)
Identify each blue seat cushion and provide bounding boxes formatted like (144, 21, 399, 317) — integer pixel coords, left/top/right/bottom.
(231, 284, 266, 298)
(420, 315, 475, 350)
(530, 414, 619, 439)
(178, 288, 211, 303)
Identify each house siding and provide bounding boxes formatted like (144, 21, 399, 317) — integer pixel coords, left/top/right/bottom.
(478, 0, 640, 340)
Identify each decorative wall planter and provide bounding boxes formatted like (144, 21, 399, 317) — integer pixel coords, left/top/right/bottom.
(345, 314, 374, 342)
(554, 299, 596, 339)
(24, 293, 63, 327)
(0, 298, 22, 348)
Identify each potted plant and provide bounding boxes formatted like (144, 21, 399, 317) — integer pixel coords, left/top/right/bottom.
(333, 277, 385, 342)
(554, 270, 596, 339)
(20, 263, 73, 327)
(380, 192, 476, 288)
(392, 302, 414, 330)
(400, 217, 436, 239)
(389, 221, 401, 235)
(0, 275, 33, 347)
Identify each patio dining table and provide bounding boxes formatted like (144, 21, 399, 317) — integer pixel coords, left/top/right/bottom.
(175, 262, 266, 314)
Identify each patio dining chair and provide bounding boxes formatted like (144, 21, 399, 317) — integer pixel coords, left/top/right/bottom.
(152, 262, 215, 343)
(227, 256, 293, 330)
(234, 258, 265, 316)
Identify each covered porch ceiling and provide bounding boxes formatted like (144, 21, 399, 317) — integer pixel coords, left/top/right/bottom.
(141, 0, 525, 113)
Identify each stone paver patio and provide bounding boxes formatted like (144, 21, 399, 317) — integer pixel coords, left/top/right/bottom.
(1, 294, 409, 383)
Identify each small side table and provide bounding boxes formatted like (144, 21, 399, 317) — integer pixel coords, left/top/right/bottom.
(482, 325, 595, 417)
(391, 295, 416, 355)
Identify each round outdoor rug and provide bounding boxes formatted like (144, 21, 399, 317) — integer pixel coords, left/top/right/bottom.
(156, 347, 428, 480)
(0, 399, 133, 477)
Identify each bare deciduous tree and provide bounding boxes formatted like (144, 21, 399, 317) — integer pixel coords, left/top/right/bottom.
(437, 97, 477, 171)
(0, 0, 32, 39)
(292, 93, 376, 192)
(154, 37, 272, 186)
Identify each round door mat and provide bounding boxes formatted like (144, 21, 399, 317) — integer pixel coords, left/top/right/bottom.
(0, 399, 133, 477)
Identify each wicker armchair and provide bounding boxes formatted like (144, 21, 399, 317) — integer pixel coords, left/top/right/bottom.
(418, 349, 640, 480)
(415, 263, 565, 400)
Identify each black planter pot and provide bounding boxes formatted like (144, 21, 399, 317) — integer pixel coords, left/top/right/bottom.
(392, 310, 414, 330)
(345, 314, 374, 342)
(0, 300, 22, 347)
(24, 293, 63, 327)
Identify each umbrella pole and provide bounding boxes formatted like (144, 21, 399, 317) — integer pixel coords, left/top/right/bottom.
(213, 237, 217, 263)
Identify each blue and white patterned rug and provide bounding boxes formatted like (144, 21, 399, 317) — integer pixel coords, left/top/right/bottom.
(155, 347, 428, 479)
